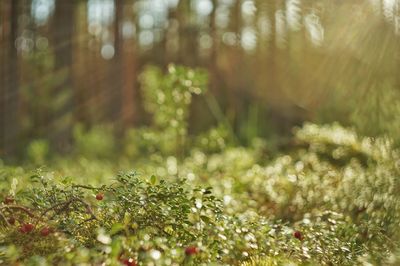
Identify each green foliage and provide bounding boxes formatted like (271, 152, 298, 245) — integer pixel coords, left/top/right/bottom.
(2, 122, 400, 265)
(73, 124, 115, 159)
(123, 127, 177, 158)
(0, 172, 273, 265)
(140, 64, 208, 131)
(3, 64, 400, 265)
(318, 83, 400, 147)
(240, 256, 296, 266)
(135, 64, 208, 156)
(26, 139, 50, 165)
(193, 124, 231, 154)
(20, 50, 72, 149)
(350, 85, 400, 145)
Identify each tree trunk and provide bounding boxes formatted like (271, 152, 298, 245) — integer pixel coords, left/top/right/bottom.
(118, 0, 137, 128)
(1, 0, 19, 157)
(51, 0, 75, 153)
(177, 0, 192, 65)
(106, 0, 124, 131)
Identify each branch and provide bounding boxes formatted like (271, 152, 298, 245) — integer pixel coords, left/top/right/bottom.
(41, 199, 74, 218)
(71, 185, 99, 190)
(74, 198, 98, 220)
(0, 205, 37, 218)
(0, 211, 10, 226)
(41, 197, 98, 221)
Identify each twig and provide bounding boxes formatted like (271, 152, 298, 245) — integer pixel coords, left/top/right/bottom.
(78, 216, 97, 226)
(0, 205, 36, 218)
(41, 197, 98, 221)
(71, 185, 98, 190)
(0, 211, 10, 226)
(74, 198, 98, 220)
(41, 199, 74, 218)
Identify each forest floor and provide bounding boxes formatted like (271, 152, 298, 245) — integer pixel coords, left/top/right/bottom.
(1, 123, 400, 265)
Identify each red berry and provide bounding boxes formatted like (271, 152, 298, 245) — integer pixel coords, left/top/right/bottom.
(8, 217, 16, 225)
(25, 223, 34, 232)
(96, 193, 104, 201)
(120, 258, 137, 266)
(293, 230, 303, 240)
(19, 223, 35, 233)
(185, 246, 198, 256)
(40, 227, 51, 236)
(4, 196, 14, 204)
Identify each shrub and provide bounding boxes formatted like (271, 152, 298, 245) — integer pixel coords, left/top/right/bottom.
(123, 64, 210, 161)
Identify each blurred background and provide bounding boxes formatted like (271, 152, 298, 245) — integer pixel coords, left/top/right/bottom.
(1, 0, 400, 159)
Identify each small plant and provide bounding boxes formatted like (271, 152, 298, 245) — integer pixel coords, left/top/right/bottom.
(135, 64, 208, 157)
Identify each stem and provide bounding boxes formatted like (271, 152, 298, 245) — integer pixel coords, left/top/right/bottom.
(71, 185, 98, 190)
(41, 197, 98, 221)
(0, 205, 36, 218)
(0, 211, 10, 226)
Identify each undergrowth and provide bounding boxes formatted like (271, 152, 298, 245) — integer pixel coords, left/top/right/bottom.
(1, 65, 400, 265)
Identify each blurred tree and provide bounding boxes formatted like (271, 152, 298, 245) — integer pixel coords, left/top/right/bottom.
(73, 0, 90, 125)
(108, 0, 123, 126)
(121, 0, 138, 128)
(177, 0, 199, 66)
(51, 0, 75, 152)
(1, 0, 19, 157)
(225, 0, 243, 125)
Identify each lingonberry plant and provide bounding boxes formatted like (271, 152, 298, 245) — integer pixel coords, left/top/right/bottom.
(1, 172, 280, 265)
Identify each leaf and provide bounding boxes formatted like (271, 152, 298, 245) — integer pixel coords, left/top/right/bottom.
(30, 174, 41, 182)
(123, 212, 131, 226)
(164, 225, 174, 235)
(203, 189, 212, 195)
(61, 176, 73, 184)
(150, 175, 157, 185)
(201, 215, 212, 224)
(110, 223, 124, 235)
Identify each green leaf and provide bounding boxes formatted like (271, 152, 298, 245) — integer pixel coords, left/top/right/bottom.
(200, 215, 212, 224)
(150, 175, 157, 185)
(164, 225, 174, 235)
(110, 223, 124, 235)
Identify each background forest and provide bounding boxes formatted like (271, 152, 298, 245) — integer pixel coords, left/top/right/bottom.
(1, 0, 400, 157)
